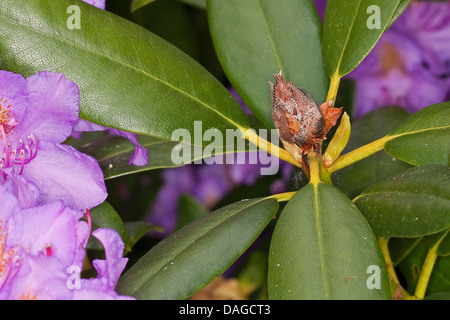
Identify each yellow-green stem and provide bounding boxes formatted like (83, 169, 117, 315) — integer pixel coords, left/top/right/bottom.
(327, 73, 341, 106)
(268, 191, 296, 202)
(308, 152, 321, 186)
(327, 136, 390, 173)
(414, 230, 449, 300)
(239, 127, 303, 169)
(378, 237, 413, 300)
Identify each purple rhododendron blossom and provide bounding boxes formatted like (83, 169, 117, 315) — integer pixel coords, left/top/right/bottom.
(0, 68, 107, 210)
(347, 1, 450, 117)
(72, 119, 149, 167)
(82, 0, 106, 10)
(0, 186, 133, 300)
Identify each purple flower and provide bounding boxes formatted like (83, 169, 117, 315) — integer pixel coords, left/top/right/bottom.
(347, 1, 450, 117)
(0, 69, 107, 210)
(72, 119, 149, 167)
(82, 0, 106, 10)
(0, 186, 133, 300)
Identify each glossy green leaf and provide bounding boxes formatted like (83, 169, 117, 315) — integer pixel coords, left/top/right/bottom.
(437, 231, 450, 256)
(389, 237, 422, 266)
(385, 102, 450, 166)
(179, 0, 206, 9)
(125, 221, 162, 250)
(323, 0, 408, 77)
(131, 0, 206, 13)
(78, 134, 249, 180)
(130, 0, 157, 13)
(397, 239, 450, 296)
(425, 291, 450, 300)
(396, 238, 427, 294)
(354, 166, 450, 238)
(425, 230, 450, 257)
(116, 197, 278, 299)
(207, 0, 327, 128)
(388, 0, 412, 27)
(87, 201, 130, 252)
(268, 183, 390, 300)
(334, 107, 412, 199)
(427, 255, 450, 295)
(0, 0, 249, 143)
(175, 194, 208, 231)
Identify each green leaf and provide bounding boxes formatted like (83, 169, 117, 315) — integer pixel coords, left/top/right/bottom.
(125, 221, 162, 250)
(396, 238, 428, 294)
(425, 291, 450, 300)
(78, 134, 249, 180)
(323, 0, 408, 77)
(388, 0, 412, 27)
(131, 0, 157, 13)
(385, 102, 450, 166)
(116, 197, 278, 299)
(207, 0, 327, 129)
(354, 166, 450, 238)
(87, 201, 130, 252)
(334, 107, 412, 199)
(427, 255, 450, 294)
(268, 183, 390, 300)
(179, 0, 206, 9)
(131, 0, 206, 13)
(437, 231, 450, 256)
(0, 0, 249, 143)
(397, 239, 450, 295)
(175, 194, 208, 231)
(425, 230, 450, 257)
(389, 237, 422, 266)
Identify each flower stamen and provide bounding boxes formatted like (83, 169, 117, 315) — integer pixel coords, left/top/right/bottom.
(0, 124, 10, 167)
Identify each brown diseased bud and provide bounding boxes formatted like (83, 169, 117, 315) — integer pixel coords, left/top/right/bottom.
(271, 71, 343, 155)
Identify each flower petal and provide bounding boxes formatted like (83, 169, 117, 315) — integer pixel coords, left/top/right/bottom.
(0, 70, 28, 136)
(22, 141, 107, 210)
(72, 119, 149, 166)
(90, 228, 127, 289)
(107, 129, 149, 166)
(20, 201, 83, 267)
(82, 0, 106, 10)
(2, 169, 40, 208)
(11, 72, 79, 144)
(2, 254, 72, 300)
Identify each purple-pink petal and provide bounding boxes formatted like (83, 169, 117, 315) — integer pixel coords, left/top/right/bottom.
(82, 0, 106, 10)
(0, 70, 28, 137)
(1, 254, 72, 300)
(22, 141, 107, 210)
(2, 170, 40, 208)
(90, 228, 127, 289)
(20, 201, 84, 267)
(9, 71, 80, 145)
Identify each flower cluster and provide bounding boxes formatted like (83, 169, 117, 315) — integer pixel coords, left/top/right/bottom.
(347, 0, 450, 117)
(0, 66, 134, 299)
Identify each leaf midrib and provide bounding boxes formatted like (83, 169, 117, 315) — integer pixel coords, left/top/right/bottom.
(0, 10, 244, 129)
(332, 0, 362, 77)
(257, 0, 284, 73)
(312, 182, 330, 299)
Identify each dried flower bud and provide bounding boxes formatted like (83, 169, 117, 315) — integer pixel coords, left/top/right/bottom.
(271, 71, 343, 155)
